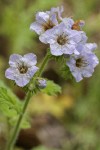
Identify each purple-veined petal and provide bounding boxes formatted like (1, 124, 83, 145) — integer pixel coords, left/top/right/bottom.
(5, 68, 16, 80)
(15, 75, 30, 87)
(30, 22, 44, 35)
(50, 44, 63, 56)
(36, 12, 49, 24)
(9, 54, 22, 67)
(39, 28, 56, 44)
(27, 66, 39, 78)
(24, 53, 37, 66)
(62, 18, 74, 29)
(68, 30, 82, 43)
(72, 70, 83, 82)
(50, 13, 58, 26)
(85, 43, 97, 52)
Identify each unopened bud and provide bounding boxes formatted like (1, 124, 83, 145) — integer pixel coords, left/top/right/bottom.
(38, 79, 47, 89)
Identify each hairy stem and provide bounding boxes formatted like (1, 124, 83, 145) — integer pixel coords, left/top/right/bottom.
(6, 91, 31, 150)
(6, 51, 51, 150)
(37, 51, 51, 77)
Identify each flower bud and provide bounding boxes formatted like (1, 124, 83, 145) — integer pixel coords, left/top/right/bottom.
(37, 79, 47, 89)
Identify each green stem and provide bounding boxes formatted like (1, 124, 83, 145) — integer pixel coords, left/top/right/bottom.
(6, 51, 51, 150)
(37, 51, 51, 77)
(6, 91, 31, 150)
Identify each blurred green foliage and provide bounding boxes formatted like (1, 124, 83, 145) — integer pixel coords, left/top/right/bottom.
(0, 0, 60, 55)
(32, 146, 54, 150)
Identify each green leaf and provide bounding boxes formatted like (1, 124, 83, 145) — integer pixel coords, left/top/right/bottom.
(52, 55, 73, 81)
(21, 118, 31, 129)
(0, 80, 30, 128)
(41, 80, 61, 96)
(9, 114, 31, 129)
(0, 87, 22, 117)
(59, 64, 73, 80)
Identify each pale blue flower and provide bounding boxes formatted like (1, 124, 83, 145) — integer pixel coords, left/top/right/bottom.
(30, 6, 64, 36)
(5, 53, 39, 87)
(66, 44, 99, 82)
(40, 23, 83, 56)
(46, 6, 64, 21)
(30, 11, 58, 35)
(62, 18, 87, 44)
(63, 18, 85, 29)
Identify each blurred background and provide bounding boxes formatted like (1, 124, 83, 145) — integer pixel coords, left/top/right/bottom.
(0, 0, 100, 150)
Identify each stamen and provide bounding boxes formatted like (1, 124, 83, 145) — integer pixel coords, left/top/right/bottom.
(76, 58, 88, 68)
(43, 20, 55, 31)
(76, 58, 82, 67)
(57, 35, 67, 45)
(18, 64, 28, 74)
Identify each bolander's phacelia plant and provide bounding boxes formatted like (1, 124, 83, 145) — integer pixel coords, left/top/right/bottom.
(2, 6, 99, 150)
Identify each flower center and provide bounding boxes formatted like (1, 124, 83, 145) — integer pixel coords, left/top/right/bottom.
(57, 35, 67, 45)
(76, 58, 88, 68)
(19, 65, 28, 74)
(43, 20, 55, 31)
(76, 58, 82, 67)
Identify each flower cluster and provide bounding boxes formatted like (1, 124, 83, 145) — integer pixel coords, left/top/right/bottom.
(5, 6, 99, 86)
(30, 6, 99, 82)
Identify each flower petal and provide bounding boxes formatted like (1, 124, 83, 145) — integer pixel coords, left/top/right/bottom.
(9, 54, 22, 67)
(81, 66, 94, 77)
(72, 70, 83, 82)
(5, 67, 16, 80)
(50, 6, 64, 21)
(50, 44, 63, 56)
(15, 75, 30, 87)
(68, 30, 82, 43)
(50, 13, 58, 26)
(62, 44, 79, 55)
(39, 28, 56, 44)
(62, 18, 74, 29)
(36, 12, 49, 24)
(24, 53, 37, 66)
(80, 31, 88, 44)
(27, 66, 39, 78)
(30, 22, 44, 35)
(85, 43, 97, 52)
